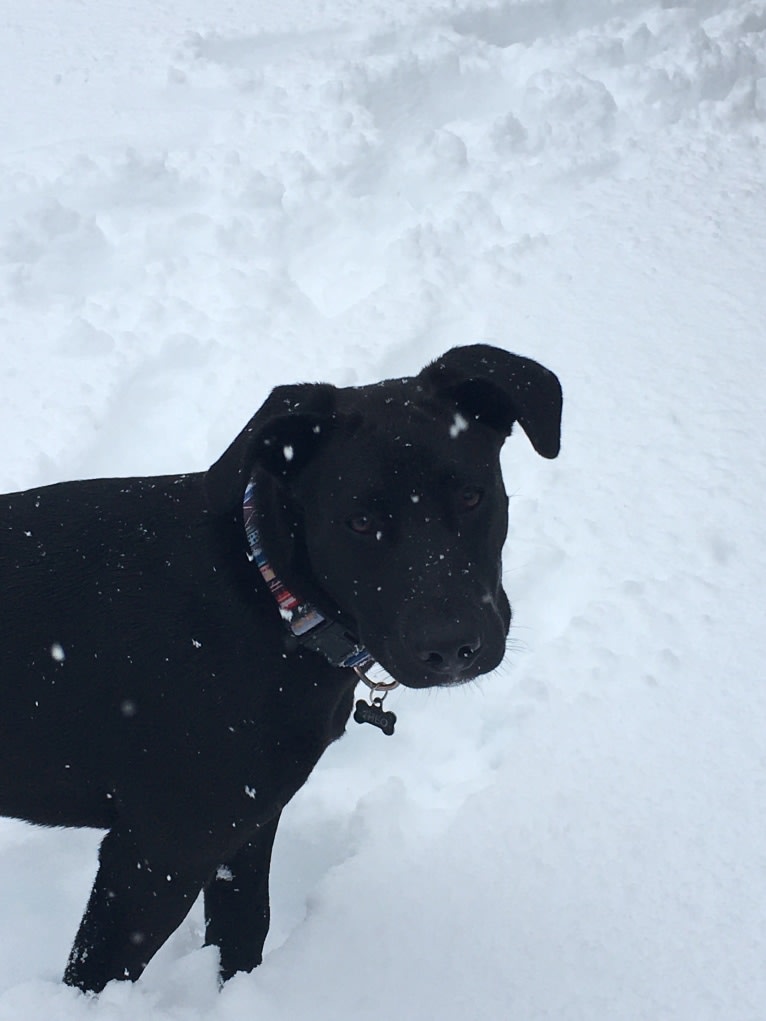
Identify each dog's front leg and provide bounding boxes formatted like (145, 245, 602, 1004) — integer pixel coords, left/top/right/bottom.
(204, 811, 281, 982)
(64, 826, 206, 993)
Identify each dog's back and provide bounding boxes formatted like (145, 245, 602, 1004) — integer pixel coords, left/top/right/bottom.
(1, 474, 223, 827)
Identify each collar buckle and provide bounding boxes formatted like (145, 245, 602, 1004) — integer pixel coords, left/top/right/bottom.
(299, 618, 373, 670)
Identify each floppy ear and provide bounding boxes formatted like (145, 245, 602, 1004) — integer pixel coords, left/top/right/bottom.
(205, 383, 337, 514)
(419, 344, 562, 458)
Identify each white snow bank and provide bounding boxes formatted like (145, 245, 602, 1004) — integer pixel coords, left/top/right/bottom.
(1, 1, 765, 1018)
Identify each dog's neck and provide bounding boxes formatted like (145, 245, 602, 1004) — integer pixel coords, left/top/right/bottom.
(243, 476, 373, 671)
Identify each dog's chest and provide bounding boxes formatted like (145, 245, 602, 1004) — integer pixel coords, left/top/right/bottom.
(210, 675, 355, 819)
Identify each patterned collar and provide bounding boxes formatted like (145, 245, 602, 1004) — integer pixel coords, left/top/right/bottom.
(242, 477, 373, 671)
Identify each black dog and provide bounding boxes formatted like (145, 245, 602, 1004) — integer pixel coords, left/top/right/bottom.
(0, 344, 561, 992)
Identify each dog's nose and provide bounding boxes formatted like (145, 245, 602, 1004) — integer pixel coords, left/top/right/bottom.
(416, 634, 482, 674)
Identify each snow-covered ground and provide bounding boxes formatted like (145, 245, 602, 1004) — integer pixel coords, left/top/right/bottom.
(1, 1, 765, 1018)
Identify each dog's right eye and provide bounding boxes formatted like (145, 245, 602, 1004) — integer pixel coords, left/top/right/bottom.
(347, 513, 375, 535)
(459, 486, 484, 510)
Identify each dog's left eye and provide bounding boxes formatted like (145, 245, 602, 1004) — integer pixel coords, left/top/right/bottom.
(459, 487, 483, 510)
(347, 513, 376, 535)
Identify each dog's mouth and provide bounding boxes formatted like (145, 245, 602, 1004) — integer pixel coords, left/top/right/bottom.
(363, 664, 477, 691)
(390, 664, 489, 690)
(351, 590, 511, 691)
(360, 635, 504, 691)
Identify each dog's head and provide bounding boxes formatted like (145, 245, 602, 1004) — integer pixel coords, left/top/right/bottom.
(206, 345, 562, 689)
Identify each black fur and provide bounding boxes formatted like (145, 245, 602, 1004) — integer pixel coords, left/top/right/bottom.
(0, 344, 561, 992)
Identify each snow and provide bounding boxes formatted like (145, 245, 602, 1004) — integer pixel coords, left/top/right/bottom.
(450, 412, 469, 437)
(1, 0, 765, 1018)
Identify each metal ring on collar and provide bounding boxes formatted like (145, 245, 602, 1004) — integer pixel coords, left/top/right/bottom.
(353, 664, 400, 693)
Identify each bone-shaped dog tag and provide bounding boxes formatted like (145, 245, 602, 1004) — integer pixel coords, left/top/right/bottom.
(354, 698, 396, 736)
